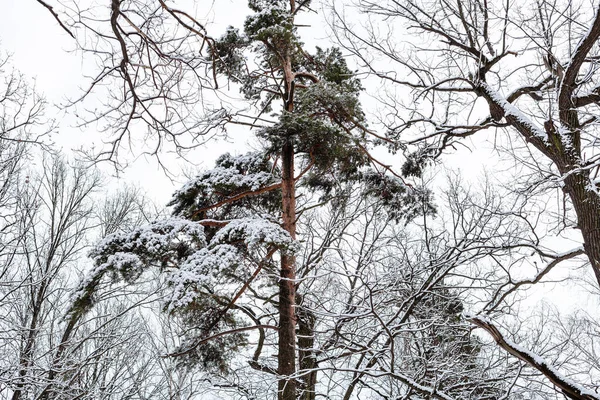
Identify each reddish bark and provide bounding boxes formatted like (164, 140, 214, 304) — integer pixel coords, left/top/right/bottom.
(278, 142, 297, 400)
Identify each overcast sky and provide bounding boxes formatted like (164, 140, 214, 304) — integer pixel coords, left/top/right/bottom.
(0, 1, 537, 206)
(0, 0, 347, 206)
(0, 1, 251, 203)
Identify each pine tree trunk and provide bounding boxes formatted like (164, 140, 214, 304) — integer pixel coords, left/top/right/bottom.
(278, 141, 297, 400)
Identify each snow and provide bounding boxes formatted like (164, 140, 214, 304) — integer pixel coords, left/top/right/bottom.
(170, 151, 278, 207)
(211, 217, 298, 252)
(479, 82, 548, 141)
(69, 252, 143, 309)
(503, 333, 600, 399)
(75, 215, 297, 314)
(92, 217, 207, 258)
(176, 167, 274, 195)
(468, 314, 600, 400)
(71, 218, 208, 310)
(166, 244, 242, 311)
(557, 124, 577, 151)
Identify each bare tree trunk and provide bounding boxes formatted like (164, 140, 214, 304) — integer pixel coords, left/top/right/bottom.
(562, 171, 600, 287)
(37, 316, 79, 400)
(297, 304, 316, 400)
(12, 281, 48, 400)
(278, 141, 297, 400)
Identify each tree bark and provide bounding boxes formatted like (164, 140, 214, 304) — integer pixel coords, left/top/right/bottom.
(278, 141, 297, 400)
(561, 169, 600, 287)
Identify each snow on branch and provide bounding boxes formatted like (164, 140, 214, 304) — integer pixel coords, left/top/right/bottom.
(169, 151, 279, 218)
(387, 371, 458, 400)
(468, 315, 600, 400)
(71, 215, 296, 318)
(92, 217, 207, 260)
(211, 217, 298, 252)
(166, 218, 297, 311)
(166, 244, 242, 311)
(69, 217, 207, 315)
(478, 82, 548, 142)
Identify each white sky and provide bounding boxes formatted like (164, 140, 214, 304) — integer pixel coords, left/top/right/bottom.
(0, 0, 346, 205)
(0, 1, 251, 204)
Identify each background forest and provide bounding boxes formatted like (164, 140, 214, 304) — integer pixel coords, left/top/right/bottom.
(1, 0, 600, 399)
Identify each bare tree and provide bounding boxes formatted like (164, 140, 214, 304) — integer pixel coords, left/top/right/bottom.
(0, 153, 198, 400)
(0, 52, 53, 148)
(331, 0, 600, 397)
(0, 49, 54, 287)
(36, 0, 220, 166)
(291, 176, 549, 399)
(0, 52, 54, 399)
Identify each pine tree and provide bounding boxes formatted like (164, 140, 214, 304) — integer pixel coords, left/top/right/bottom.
(67, 1, 431, 399)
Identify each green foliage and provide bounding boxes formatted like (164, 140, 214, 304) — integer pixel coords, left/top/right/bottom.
(259, 111, 365, 165)
(255, 44, 374, 192)
(409, 287, 494, 397)
(173, 297, 248, 375)
(168, 152, 281, 220)
(294, 82, 364, 126)
(212, 26, 247, 83)
(73, 170, 298, 373)
(401, 147, 437, 178)
(301, 47, 362, 92)
(300, 168, 435, 223)
(362, 171, 435, 222)
(244, 3, 294, 43)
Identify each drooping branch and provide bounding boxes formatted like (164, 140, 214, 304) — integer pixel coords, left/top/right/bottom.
(468, 315, 600, 400)
(168, 246, 278, 357)
(169, 325, 280, 357)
